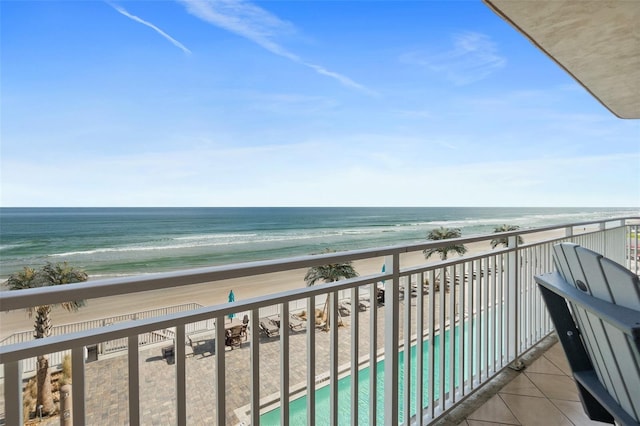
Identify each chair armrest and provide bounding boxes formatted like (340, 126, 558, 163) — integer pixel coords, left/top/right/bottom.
(535, 272, 640, 339)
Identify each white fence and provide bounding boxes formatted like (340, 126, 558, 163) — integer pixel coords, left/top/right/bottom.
(0, 303, 213, 376)
(1, 303, 206, 347)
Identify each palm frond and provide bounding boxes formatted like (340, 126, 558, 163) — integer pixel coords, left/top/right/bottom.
(424, 227, 467, 261)
(304, 249, 358, 286)
(490, 224, 524, 249)
(42, 262, 88, 284)
(6, 262, 89, 315)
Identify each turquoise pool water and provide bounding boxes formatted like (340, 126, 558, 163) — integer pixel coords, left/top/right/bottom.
(260, 323, 476, 425)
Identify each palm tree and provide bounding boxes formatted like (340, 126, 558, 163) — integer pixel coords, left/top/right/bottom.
(304, 249, 358, 330)
(6, 262, 88, 415)
(423, 227, 467, 291)
(423, 227, 468, 260)
(490, 224, 525, 249)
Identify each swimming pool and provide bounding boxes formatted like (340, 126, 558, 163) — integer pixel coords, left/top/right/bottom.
(260, 323, 475, 425)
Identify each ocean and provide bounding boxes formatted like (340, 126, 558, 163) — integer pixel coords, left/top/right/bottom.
(0, 207, 637, 280)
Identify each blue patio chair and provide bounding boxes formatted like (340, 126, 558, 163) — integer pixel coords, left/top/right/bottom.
(535, 243, 640, 425)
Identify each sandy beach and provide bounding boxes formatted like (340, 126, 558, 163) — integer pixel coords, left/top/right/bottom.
(0, 228, 569, 340)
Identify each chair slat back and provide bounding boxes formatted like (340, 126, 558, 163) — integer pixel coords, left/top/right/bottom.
(599, 255, 640, 309)
(552, 243, 640, 422)
(553, 244, 617, 398)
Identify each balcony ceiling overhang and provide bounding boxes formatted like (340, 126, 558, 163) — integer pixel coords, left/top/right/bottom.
(484, 0, 640, 119)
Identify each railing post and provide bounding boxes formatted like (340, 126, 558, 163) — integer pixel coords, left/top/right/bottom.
(633, 223, 640, 275)
(329, 292, 338, 426)
(175, 325, 186, 426)
(306, 298, 315, 426)
(599, 221, 607, 255)
(72, 346, 86, 426)
(350, 287, 359, 426)
(369, 282, 378, 424)
(281, 302, 290, 425)
(251, 308, 261, 426)
(565, 226, 573, 238)
(384, 254, 399, 425)
(215, 316, 226, 425)
(623, 220, 628, 264)
(4, 361, 23, 426)
(507, 236, 524, 370)
(629, 222, 637, 274)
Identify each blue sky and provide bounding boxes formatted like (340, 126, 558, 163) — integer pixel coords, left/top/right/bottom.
(2, 1, 638, 207)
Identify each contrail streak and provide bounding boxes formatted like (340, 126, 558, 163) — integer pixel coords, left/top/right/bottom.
(109, 2, 192, 55)
(178, 0, 375, 95)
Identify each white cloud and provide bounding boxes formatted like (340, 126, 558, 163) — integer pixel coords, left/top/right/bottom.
(108, 2, 192, 54)
(179, 0, 296, 44)
(177, 0, 374, 94)
(2, 140, 638, 207)
(401, 31, 506, 85)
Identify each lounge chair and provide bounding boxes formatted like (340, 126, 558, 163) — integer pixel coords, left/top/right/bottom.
(338, 302, 351, 316)
(259, 317, 280, 337)
(535, 243, 640, 425)
(357, 298, 370, 311)
(395, 281, 421, 298)
(289, 314, 307, 332)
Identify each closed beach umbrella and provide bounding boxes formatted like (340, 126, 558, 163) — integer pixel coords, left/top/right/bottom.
(228, 290, 235, 321)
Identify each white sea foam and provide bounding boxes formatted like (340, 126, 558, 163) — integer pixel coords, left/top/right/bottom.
(174, 233, 258, 241)
(47, 225, 406, 259)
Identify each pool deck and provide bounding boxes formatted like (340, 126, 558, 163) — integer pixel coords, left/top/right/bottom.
(82, 295, 420, 425)
(2, 294, 598, 425)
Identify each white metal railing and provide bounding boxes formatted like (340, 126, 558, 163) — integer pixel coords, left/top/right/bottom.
(0, 217, 638, 425)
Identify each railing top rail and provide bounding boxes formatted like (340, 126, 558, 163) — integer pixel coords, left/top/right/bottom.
(1, 217, 637, 313)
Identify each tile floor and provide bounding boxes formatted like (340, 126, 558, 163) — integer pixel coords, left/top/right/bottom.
(457, 342, 608, 426)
